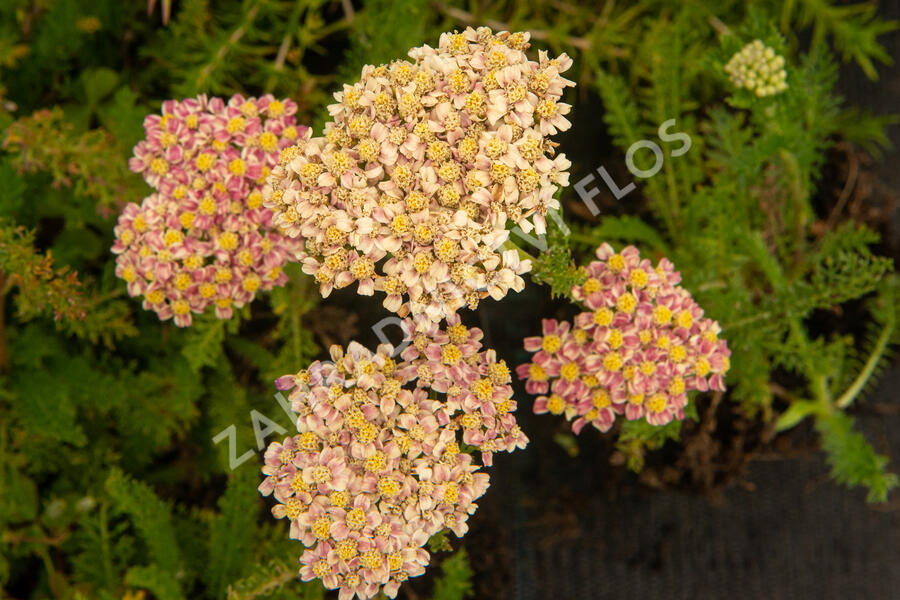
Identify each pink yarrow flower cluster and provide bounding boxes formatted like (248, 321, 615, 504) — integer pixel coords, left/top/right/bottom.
(264, 27, 575, 329)
(259, 317, 527, 599)
(516, 244, 731, 433)
(112, 94, 306, 326)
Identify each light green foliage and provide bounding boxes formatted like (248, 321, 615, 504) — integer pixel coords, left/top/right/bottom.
(431, 549, 474, 600)
(106, 468, 184, 596)
(206, 469, 261, 599)
(529, 217, 586, 300)
(527, 2, 896, 497)
(787, 0, 898, 79)
(0, 0, 338, 593)
(817, 411, 898, 502)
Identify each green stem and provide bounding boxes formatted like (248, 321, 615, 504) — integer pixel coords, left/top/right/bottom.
(36, 545, 66, 599)
(722, 311, 771, 330)
(661, 150, 681, 237)
(0, 271, 8, 373)
(778, 150, 808, 279)
(788, 318, 831, 412)
(835, 318, 894, 409)
(696, 280, 727, 292)
(780, 0, 795, 35)
(194, 0, 262, 92)
(99, 502, 114, 589)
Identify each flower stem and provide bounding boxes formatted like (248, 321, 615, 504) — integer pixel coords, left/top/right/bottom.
(835, 316, 894, 409)
(0, 271, 8, 373)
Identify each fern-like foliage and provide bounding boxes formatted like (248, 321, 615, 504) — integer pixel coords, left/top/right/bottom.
(816, 412, 899, 502)
(528, 217, 586, 300)
(206, 469, 260, 599)
(431, 549, 474, 600)
(105, 468, 184, 591)
(788, 0, 898, 79)
(0, 221, 88, 322)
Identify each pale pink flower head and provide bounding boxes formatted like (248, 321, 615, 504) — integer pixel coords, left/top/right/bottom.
(519, 243, 731, 434)
(113, 94, 307, 326)
(259, 316, 527, 599)
(265, 27, 575, 329)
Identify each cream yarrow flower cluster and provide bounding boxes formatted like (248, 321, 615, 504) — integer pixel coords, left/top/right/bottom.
(259, 317, 527, 600)
(516, 244, 731, 434)
(725, 39, 788, 97)
(112, 95, 305, 325)
(264, 27, 575, 329)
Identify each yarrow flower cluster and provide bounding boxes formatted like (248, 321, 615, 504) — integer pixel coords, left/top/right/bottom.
(264, 27, 575, 329)
(112, 95, 306, 325)
(259, 317, 527, 599)
(725, 39, 788, 97)
(516, 244, 731, 434)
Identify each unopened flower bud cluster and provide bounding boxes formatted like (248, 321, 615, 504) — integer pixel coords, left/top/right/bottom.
(113, 95, 305, 325)
(725, 39, 788, 97)
(517, 244, 730, 434)
(259, 317, 527, 599)
(264, 27, 575, 329)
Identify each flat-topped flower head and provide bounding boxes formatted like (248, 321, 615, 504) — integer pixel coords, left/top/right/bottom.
(518, 243, 731, 434)
(261, 316, 525, 599)
(724, 40, 788, 97)
(264, 27, 575, 328)
(113, 94, 306, 326)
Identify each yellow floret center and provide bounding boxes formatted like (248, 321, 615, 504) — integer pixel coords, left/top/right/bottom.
(607, 329, 624, 350)
(196, 153, 215, 171)
(603, 351, 622, 372)
(592, 389, 611, 408)
(226, 117, 246, 134)
(312, 515, 332, 539)
(608, 254, 626, 271)
(346, 507, 366, 530)
(337, 539, 358, 561)
(616, 293, 637, 314)
(378, 477, 401, 497)
(541, 334, 561, 353)
(228, 158, 247, 176)
(546, 394, 565, 415)
(583, 278, 601, 294)
(529, 363, 547, 381)
(443, 482, 460, 504)
(653, 305, 673, 326)
(629, 268, 648, 288)
(172, 299, 190, 316)
(365, 451, 387, 473)
(560, 361, 580, 382)
(675, 310, 694, 329)
(647, 393, 667, 413)
(174, 273, 192, 290)
(441, 343, 462, 365)
(593, 307, 613, 326)
(218, 231, 239, 250)
(164, 229, 183, 246)
(150, 158, 168, 175)
(694, 357, 711, 377)
(669, 345, 687, 362)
